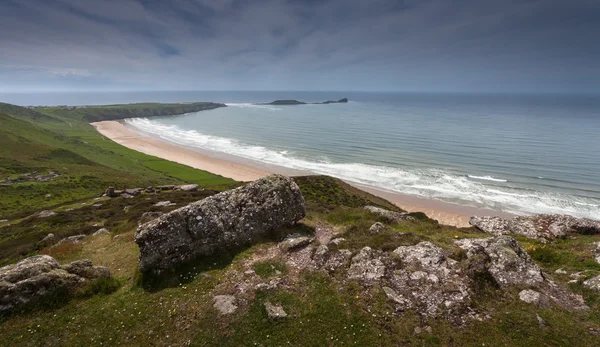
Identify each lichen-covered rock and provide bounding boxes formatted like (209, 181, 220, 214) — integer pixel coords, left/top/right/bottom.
(56, 234, 86, 245)
(470, 214, 600, 241)
(38, 210, 57, 218)
(93, 228, 109, 236)
(279, 235, 313, 252)
(213, 295, 237, 315)
(593, 242, 600, 264)
(136, 175, 306, 274)
(38, 233, 57, 247)
(312, 245, 330, 266)
(390, 242, 469, 318)
(364, 206, 415, 223)
(176, 184, 199, 192)
(154, 201, 175, 207)
(519, 289, 545, 305)
(138, 212, 164, 228)
(456, 236, 543, 287)
(348, 247, 386, 284)
(583, 274, 600, 291)
(264, 301, 287, 319)
(369, 222, 385, 234)
(0, 255, 110, 314)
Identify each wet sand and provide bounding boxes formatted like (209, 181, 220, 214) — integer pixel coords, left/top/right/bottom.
(93, 120, 512, 227)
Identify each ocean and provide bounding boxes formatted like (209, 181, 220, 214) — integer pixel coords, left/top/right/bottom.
(3, 91, 600, 219)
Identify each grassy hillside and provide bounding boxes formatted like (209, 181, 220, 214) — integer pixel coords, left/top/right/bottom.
(0, 103, 234, 219)
(40, 102, 225, 122)
(1, 177, 599, 346)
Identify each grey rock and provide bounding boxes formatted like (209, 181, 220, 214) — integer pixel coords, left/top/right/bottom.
(583, 274, 600, 291)
(364, 206, 415, 223)
(213, 295, 237, 315)
(154, 201, 176, 207)
(348, 247, 386, 283)
(136, 174, 306, 274)
(56, 234, 87, 245)
(123, 205, 132, 213)
(329, 237, 346, 246)
(519, 289, 543, 304)
(38, 210, 57, 218)
(124, 188, 142, 196)
(312, 245, 330, 266)
(470, 214, 600, 241)
(0, 255, 110, 314)
(555, 268, 568, 275)
(39, 233, 57, 247)
(176, 184, 199, 192)
(0, 219, 8, 223)
(138, 212, 164, 228)
(593, 242, 600, 264)
(456, 236, 543, 287)
(93, 228, 109, 236)
(369, 222, 385, 234)
(264, 301, 287, 319)
(104, 187, 117, 197)
(279, 235, 313, 252)
(391, 242, 469, 318)
(537, 314, 546, 329)
(322, 249, 352, 273)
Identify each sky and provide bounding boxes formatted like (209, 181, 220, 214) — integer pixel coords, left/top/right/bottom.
(1, 0, 599, 93)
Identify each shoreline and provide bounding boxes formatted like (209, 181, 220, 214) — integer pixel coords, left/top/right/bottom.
(92, 120, 512, 227)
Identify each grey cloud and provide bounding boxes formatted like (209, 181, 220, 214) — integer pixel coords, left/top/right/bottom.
(0, 0, 599, 92)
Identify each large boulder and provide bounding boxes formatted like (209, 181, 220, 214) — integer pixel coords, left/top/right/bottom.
(135, 175, 306, 274)
(470, 214, 600, 241)
(456, 235, 544, 287)
(0, 255, 110, 314)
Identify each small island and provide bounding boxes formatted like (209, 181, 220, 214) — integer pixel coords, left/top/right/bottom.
(261, 98, 348, 106)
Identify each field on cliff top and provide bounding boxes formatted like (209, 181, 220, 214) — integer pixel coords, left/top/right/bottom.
(1, 102, 600, 346)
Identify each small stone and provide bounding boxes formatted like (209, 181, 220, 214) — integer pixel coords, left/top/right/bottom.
(537, 314, 546, 329)
(176, 184, 199, 192)
(555, 268, 567, 275)
(93, 228, 109, 236)
(213, 295, 237, 315)
(583, 274, 600, 291)
(56, 235, 86, 245)
(329, 238, 346, 246)
(154, 201, 176, 207)
(519, 289, 542, 304)
(38, 210, 57, 218)
(264, 301, 287, 320)
(279, 235, 313, 252)
(368, 222, 385, 234)
(92, 203, 103, 208)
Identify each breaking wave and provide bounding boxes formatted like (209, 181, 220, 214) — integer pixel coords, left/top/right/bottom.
(126, 117, 600, 220)
(467, 175, 508, 182)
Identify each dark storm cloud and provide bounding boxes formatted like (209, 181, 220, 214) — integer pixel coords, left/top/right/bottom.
(1, 0, 599, 92)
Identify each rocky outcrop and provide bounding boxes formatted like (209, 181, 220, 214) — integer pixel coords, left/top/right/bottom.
(583, 274, 600, 291)
(135, 175, 306, 274)
(389, 242, 469, 318)
(348, 247, 386, 284)
(456, 235, 543, 287)
(470, 214, 600, 241)
(364, 206, 415, 223)
(56, 234, 86, 245)
(0, 255, 110, 314)
(93, 228, 109, 236)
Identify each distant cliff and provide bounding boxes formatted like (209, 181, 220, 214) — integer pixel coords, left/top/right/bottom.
(262, 98, 348, 106)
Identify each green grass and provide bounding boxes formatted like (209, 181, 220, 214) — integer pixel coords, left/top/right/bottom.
(0, 103, 235, 218)
(252, 259, 288, 278)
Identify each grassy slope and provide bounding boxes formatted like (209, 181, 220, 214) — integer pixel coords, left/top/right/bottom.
(0, 103, 234, 219)
(0, 178, 599, 346)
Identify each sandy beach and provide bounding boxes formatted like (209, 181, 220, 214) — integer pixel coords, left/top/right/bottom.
(92, 120, 512, 227)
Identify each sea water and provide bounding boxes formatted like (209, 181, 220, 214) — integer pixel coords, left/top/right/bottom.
(4, 91, 600, 219)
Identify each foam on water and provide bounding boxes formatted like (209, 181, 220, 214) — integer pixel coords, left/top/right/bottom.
(467, 175, 508, 182)
(126, 117, 600, 220)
